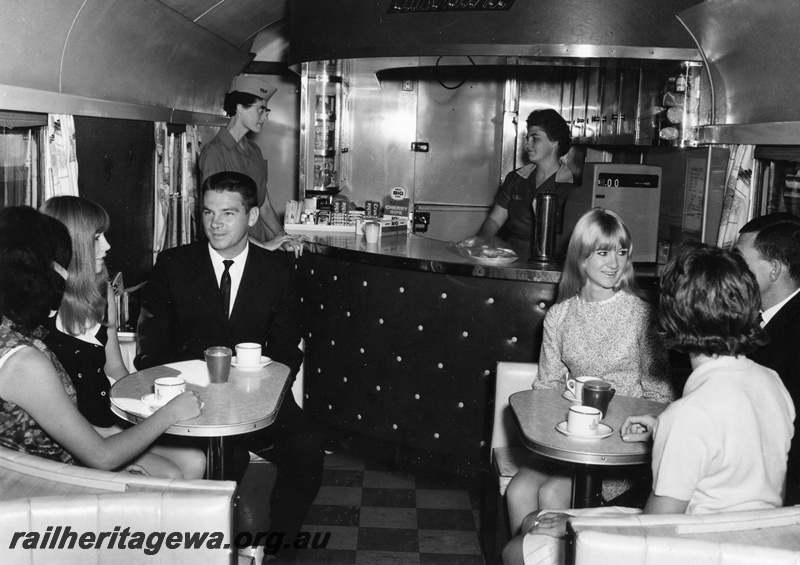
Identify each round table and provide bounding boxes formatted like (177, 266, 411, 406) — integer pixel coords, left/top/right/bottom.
(509, 388, 667, 507)
(109, 359, 291, 479)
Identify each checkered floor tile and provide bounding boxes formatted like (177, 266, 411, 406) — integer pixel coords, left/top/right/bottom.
(238, 452, 485, 564)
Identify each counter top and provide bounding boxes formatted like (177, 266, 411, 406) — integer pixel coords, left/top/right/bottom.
(298, 230, 661, 284)
(300, 231, 564, 283)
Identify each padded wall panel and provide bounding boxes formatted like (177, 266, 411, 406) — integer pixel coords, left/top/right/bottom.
(297, 253, 557, 473)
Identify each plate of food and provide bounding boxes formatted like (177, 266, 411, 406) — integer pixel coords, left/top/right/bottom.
(453, 236, 519, 266)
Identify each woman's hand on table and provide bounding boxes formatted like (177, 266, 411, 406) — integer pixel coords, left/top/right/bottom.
(621, 414, 657, 442)
(164, 391, 203, 422)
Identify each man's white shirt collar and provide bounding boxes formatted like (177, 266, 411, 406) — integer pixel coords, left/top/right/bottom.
(762, 286, 800, 326)
(208, 243, 249, 314)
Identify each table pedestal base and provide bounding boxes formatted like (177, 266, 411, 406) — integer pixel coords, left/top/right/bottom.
(572, 464, 602, 508)
(207, 437, 225, 480)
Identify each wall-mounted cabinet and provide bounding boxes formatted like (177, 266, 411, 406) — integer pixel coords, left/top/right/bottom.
(300, 61, 351, 199)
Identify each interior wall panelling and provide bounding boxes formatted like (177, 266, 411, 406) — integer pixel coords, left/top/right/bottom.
(297, 253, 556, 473)
(413, 66, 505, 207)
(678, 0, 800, 127)
(250, 73, 302, 219)
(345, 78, 417, 207)
(74, 117, 155, 288)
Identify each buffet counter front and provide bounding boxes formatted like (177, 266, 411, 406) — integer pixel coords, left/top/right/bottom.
(296, 233, 560, 476)
(297, 233, 663, 475)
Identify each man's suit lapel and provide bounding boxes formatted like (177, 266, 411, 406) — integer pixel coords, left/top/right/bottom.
(230, 249, 265, 320)
(191, 244, 229, 326)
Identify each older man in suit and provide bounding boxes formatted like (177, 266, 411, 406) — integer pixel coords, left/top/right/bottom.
(736, 212, 800, 505)
(135, 171, 323, 562)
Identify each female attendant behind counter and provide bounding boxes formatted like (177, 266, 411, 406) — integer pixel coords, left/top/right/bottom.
(477, 109, 578, 260)
(199, 74, 303, 256)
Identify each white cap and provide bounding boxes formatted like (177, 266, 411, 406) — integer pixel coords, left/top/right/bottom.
(229, 74, 277, 102)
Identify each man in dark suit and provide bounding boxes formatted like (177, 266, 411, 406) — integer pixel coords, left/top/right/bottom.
(736, 213, 800, 505)
(135, 171, 323, 562)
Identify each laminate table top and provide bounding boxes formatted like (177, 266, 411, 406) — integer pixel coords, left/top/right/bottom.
(110, 359, 291, 438)
(510, 389, 668, 466)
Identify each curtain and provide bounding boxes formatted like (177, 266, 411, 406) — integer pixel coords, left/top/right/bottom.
(43, 115, 79, 200)
(716, 144, 755, 250)
(153, 123, 200, 260)
(0, 127, 41, 208)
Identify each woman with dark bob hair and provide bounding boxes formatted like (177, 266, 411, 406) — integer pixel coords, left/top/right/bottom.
(0, 206, 202, 470)
(502, 243, 794, 565)
(477, 109, 578, 259)
(659, 243, 768, 356)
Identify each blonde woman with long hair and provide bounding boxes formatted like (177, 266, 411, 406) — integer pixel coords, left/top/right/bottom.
(505, 207, 672, 534)
(41, 196, 205, 478)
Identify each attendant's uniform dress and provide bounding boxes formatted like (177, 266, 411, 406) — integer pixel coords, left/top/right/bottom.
(532, 291, 673, 502)
(43, 316, 117, 428)
(0, 317, 75, 464)
(199, 128, 271, 242)
(493, 163, 576, 259)
(521, 355, 795, 565)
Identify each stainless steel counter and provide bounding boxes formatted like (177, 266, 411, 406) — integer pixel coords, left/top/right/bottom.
(300, 231, 564, 283)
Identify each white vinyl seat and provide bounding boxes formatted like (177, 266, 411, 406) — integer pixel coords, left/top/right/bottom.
(567, 505, 800, 565)
(482, 361, 538, 559)
(0, 445, 238, 564)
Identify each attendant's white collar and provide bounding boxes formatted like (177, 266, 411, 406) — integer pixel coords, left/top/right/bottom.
(515, 162, 574, 184)
(761, 286, 800, 326)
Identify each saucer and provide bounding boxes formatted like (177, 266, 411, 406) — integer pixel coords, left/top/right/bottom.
(141, 393, 166, 410)
(561, 390, 582, 404)
(555, 421, 613, 440)
(231, 356, 273, 370)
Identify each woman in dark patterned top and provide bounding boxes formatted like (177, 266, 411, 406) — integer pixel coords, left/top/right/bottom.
(41, 196, 205, 479)
(0, 206, 201, 472)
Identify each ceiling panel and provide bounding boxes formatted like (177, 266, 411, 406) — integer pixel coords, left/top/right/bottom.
(157, 0, 287, 50)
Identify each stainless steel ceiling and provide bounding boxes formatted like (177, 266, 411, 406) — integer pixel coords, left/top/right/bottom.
(156, 0, 288, 53)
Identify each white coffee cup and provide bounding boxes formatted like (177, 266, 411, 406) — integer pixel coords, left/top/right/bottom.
(154, 377, 186, 404)
(235, 342, 262, 365)
(566, 405, 601, 436)
(566, 376, 596, 402)
(364, 221, 380, 244)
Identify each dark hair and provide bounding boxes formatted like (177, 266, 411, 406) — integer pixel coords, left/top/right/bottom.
(525, 109, 571, 157)
(739, 212, 800, 235)
(0, 206, 72, 334)
(658, 243, 767, 357)
(223, 91, 263, 118)
(753, 222, 800, 285)
(201, 171, 258, 211)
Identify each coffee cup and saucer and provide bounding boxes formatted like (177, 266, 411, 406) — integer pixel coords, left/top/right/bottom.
(231, 342, 273, 371)
(555, 405, 614, 440)
(142, 376, 186, 410)
(563, 376, 596, 404)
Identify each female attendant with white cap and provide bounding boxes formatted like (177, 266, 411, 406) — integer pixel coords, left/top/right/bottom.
(199, 74, 303, 255)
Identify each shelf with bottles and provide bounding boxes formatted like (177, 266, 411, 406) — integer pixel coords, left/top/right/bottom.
(656, 62, 702, 147)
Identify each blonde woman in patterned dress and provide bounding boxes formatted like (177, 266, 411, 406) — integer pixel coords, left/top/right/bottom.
(505, 207, 672, 535)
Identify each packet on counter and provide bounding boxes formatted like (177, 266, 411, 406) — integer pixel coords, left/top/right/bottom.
(285, 200, 305, 224)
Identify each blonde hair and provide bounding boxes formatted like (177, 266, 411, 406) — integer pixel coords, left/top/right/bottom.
(41, 196, 110, 335)
(556, 207, 642, 303)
